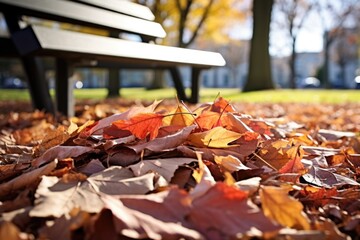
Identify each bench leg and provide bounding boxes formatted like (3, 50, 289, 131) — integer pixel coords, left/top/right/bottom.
(22, 56, 55, 113)
(107, 68, 120, 98)
(56, 58, 74, 117)
(189, 68, 201, 103)
(169, 67, 187, 101)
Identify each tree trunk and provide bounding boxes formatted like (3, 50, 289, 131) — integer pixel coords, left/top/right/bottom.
(323, 34, 331, 89)
(148, 70, 166, 89)
(339, 60, 346, 88)
(243, 0, 274, 92)
(107, 69, 120, 98)
(289, 37, 297, 88)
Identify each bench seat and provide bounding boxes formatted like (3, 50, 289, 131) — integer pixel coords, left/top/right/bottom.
(14, 25, 225, 68)
(0, 0, 226, 116)
(12, 25, 225, 115)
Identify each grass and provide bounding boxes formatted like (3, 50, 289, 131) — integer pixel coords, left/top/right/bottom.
(0, 88, 360, 104)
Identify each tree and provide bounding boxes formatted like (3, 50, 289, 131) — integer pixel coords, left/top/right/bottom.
(316, 0, 359, 88)
(222, 40, 249, 88)
(276, 0, 314, 88)
(333, 29, 358, 87)
(135, 0, 243, 89)
(243, 0, 274, 92)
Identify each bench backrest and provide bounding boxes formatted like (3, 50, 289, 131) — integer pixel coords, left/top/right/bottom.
(0, 0, 165, 40)
(73, 0, 155, 21)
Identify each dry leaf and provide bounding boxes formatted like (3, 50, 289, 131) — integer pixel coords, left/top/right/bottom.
(214, 155, 250, 173)
(30, 167, 156, 218)
(188, 127, 242, 148)
(32, 146, 94, 167)
(188, 183, 281, 239)
(260, 185, 310, 230)
(96, 189, 202, 240)
(129, 158, 197, 183)
(113, 113, 164, 140)
(0, 160, 57, 199)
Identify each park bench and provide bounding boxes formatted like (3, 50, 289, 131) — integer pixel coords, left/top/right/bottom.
(0, 0, 226, 117)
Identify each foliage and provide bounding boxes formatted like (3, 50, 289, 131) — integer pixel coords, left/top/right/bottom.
(275, 0, 314, 88)
(134, 0, 244, 47)
(0, 97, 360, 239)
(315, 0, 360, 88)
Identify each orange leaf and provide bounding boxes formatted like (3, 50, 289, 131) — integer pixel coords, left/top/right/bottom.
(301, 186, 338, 207)
(260, 185, 310, 230)
(195, 111, 221, 130)
(112, 113, 164, 140)
(279, 147, 306, 174)
(211, 97, 236, 113)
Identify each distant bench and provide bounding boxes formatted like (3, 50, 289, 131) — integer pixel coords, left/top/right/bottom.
(0, 0, 225, 116)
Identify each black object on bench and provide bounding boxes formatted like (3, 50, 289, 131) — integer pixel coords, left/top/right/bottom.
(0, 0, 226, 116)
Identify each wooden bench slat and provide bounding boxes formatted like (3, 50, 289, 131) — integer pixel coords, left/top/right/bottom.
(13, 25, 226, 68)
(0, 0, 166, 39)
(0, 0, 226, 116)
(74, 0, 155, 21)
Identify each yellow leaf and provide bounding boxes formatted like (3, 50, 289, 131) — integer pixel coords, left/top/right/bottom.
(260, 186, 310, 230)
(188, 127, 241, 148)
(170, 104, 194, 127)
(214, 155, 250, 173)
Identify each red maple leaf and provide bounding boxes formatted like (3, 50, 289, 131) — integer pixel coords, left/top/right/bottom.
(211, 97, 236, 113)
(112, 113, 164, 140)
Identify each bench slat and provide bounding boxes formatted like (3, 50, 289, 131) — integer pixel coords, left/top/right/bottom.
(0, 0, 166, 39)
(74, 0, 155, 21)
(13, 25, 226, 68)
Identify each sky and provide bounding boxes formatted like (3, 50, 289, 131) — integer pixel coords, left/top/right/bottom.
(230, 2, 325, 57)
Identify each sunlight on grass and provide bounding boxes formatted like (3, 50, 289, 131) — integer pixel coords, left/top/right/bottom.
(0, 88, 359, 104)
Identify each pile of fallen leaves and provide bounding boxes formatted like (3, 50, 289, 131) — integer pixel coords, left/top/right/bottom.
(0, 97, 359, 240)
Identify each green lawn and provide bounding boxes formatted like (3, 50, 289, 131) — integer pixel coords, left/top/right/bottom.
(0, 88, 359, 103)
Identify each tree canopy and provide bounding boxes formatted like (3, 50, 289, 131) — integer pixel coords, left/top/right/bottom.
(135, 0, 244, 47)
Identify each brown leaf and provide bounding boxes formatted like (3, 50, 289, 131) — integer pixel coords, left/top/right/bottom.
(97, 189, 202, 240)
(32, 146, 94, 167)
(0, 160, 57, 199)
(188, 183, 281, 238)
(38, 208, 91, 240)
(128, 125, 196, 154)
(258, 140, 297, 170)
(314, 218, 351, 240)
(30, 167, 156, 218)
(0, 221, 23, 240)
(301, 166, 360, 188)
(129, 157, 197, 183)
(33, 125, 71, 157)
